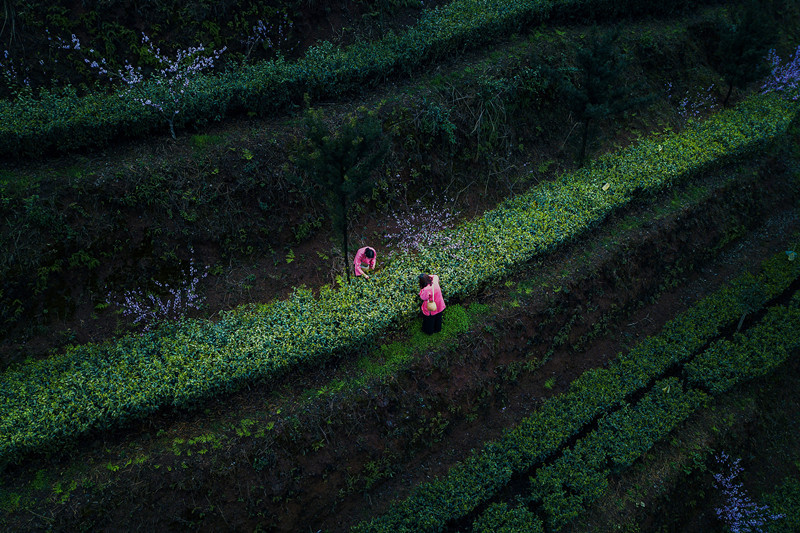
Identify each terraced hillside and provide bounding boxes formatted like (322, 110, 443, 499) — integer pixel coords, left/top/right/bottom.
(1, 0, 799, 531)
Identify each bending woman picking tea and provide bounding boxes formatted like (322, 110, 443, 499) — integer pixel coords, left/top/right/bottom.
(354, 246, 377, 279)
(418, 273, 446, 334)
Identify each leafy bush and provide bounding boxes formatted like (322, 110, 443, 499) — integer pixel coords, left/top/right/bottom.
(685, 296, 800, 395)
(765, 477, 800, 533)
(350, 244, 800, 532)
(472, 502, 544, 533)
(529, 378, 708, 529)
(0, 94, 796, 471)
(0, 0, 718, 156)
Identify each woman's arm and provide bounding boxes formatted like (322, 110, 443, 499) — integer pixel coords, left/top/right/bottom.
(419, 286, 433, 301)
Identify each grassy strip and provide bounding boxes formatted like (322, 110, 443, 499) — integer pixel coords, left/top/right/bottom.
(0, 94, 795, 469)
(349, 244, 800, 532)
(0, 0, 707, 156)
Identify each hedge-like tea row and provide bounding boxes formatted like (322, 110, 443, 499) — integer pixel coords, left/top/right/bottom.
(471, 300, 800, 531)
(0, 95, 796, 469)
(472, 502, 544, 533)
(349, 245, 800, 532)
(0, 0, 705, 156)
(520, 297, 800, 530)
(686, 295, 800, 395)
(528, 378, 708, 529)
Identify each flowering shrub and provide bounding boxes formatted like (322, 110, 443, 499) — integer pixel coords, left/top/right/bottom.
(666, 82, 717, 120)
(713, 452, 785, 533)
(0, 94, 796, 471)
(383, 197, 473, 257)
(112, 34, 227, 139)
(110, 253, 209, 331)
(242, 15, 296, 62)
(762, 46, 800, 101)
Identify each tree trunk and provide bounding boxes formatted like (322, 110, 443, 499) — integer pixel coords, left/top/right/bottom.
(342, 195, 350, 283)
(167, 118, 176, 140)
(579, 118, 590, 167)
(723, 82, 734, 107)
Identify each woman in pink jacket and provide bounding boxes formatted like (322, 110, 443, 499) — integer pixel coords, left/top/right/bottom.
(418, 273, 446, 334)
(354, 246, 377, 279)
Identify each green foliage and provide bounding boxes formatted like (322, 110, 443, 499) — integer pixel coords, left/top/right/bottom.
(366, 303, 473, 377)
(0, 0, 722, 156)
(1, 0, 298, 97)
(685, 298, 800, 395)
(709, 0, 775, 105)
(0, 183, 73, 335)
(558, 26, 651, 164)
(418, 97, 457, 146)
(558, 0, 695, 21)
(529, 378, 708, 529)
(350, 237, 800, 532)
(472, 502, 544, 533)
(190, 133, 224, 152)
(0, 93, 796, 473)
(0, 489, 22, 513)
(765, 477, 800, 533)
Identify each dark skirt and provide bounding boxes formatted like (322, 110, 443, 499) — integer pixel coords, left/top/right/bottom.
(422, 309, 443, 334)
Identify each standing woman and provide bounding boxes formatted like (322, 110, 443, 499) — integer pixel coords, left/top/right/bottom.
(418, 273, 446, 334)
(354, 246, 377, 279)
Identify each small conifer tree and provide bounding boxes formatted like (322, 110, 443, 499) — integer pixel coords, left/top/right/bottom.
(560, 28, 650, 166)
(292, 102, 389, 282)
(712, 0, 774, 106)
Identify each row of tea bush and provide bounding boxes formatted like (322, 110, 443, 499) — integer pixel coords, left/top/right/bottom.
(351, 245, 800, 532)
(0, 0, 710, 156)
(525, 296, 800, 530)
(0, 94, 795, 469)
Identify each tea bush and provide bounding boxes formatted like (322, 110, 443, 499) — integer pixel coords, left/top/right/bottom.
(529, 378, 708, 529)
(765, 477, 800, 533)
(529, 296, 800, 529)
(685, 295, 800, 395)
(472, 502, 544, 533)
(0, 94, 796, 470)
(0, 0, 715, 156)
(350, 245, 800, 532)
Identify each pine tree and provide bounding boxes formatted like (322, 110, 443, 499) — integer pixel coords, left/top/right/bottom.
(712, 0, 774, 106)
(292, 103, 389, 282)
(560, 28, 649, 166)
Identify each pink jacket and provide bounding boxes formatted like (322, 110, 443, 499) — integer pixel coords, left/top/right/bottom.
(354, 247, 376, 277)
(419, 274, 446, 316)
